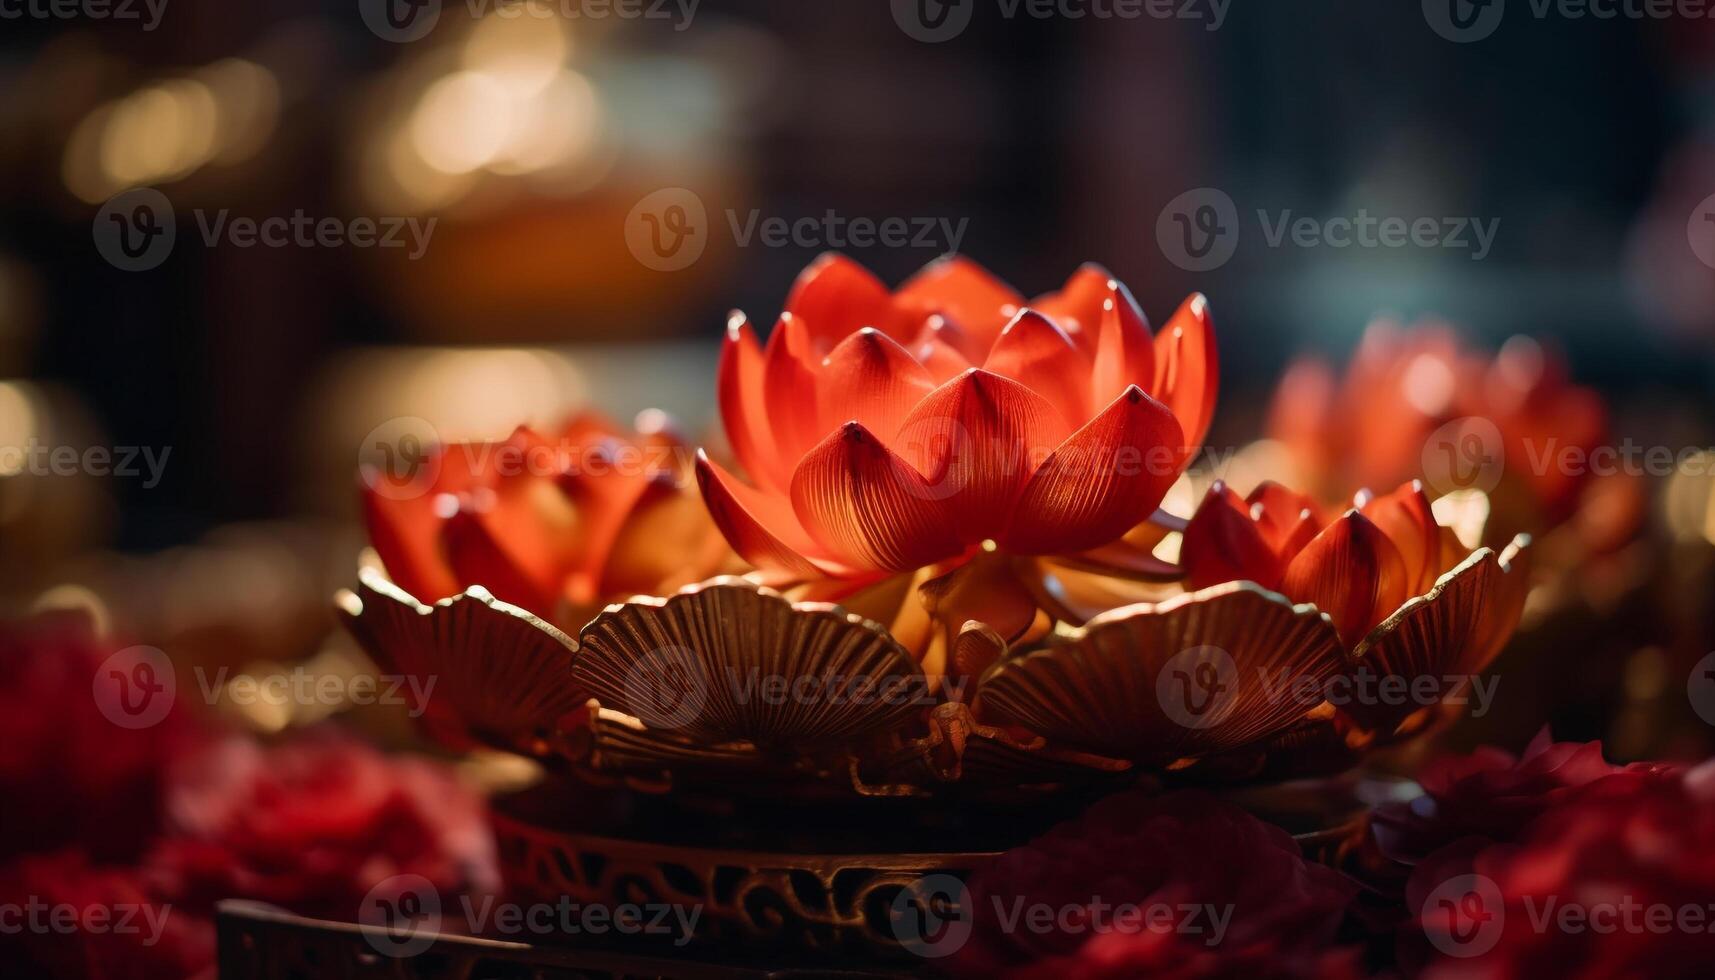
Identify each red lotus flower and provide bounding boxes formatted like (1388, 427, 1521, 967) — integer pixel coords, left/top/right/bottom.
(699, 254, 1217, 583)
(948, 791, 1360, 979)
(147, 730, 498, 924)
(361, 411, 728, 626)
(1403, 760, 1715, 979)
(1182, 479, 1477, 646)
(1267, 320, 1637, 547)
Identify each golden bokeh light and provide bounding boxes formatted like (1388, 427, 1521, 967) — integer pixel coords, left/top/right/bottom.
(63, 59, 281, 203)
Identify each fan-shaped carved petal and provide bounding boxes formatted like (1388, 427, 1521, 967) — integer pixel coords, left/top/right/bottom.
(973, 583, 1347, 764)
(336, 566, 584, 756)
(1343, 536, 1531, 736)
(573, 577, 927, 747)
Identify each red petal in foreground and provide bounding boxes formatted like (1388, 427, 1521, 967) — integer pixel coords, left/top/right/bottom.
(1247, 481, 1325, 557)
(906, 314, 978, 383)
(895, 255, 1023, 351)
(1152, 293, 1219, 455)
(790, 422, 967, 571)
(1359, 480, 1443, 595)
(894, 369, 1072, 548)
(982, 309, 1091, 425)
(1181, 482, 1285, 590)
(1002, 386, 1184, 555)
(816, 327, 936, 442)
(760, 313, 826, 470)
(1029, 262, 1119, 343)
(1279, 511, 1409, 646)
(783, 252, 904, 347)
(717, 312, 786, 493)
(695, 452, 826, 580)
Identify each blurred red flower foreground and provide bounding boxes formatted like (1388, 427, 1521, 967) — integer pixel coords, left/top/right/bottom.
(0, 612, 497, 980)
(1374, 732, 1714, 979)
(948, 791, 1362, 980)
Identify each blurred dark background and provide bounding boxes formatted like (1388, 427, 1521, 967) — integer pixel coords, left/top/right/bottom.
(1, 0, 1712, 568)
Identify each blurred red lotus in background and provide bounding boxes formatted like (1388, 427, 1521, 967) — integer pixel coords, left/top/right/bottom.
(1268, 321, 1638, 550)
(361, 411, 728, 628)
